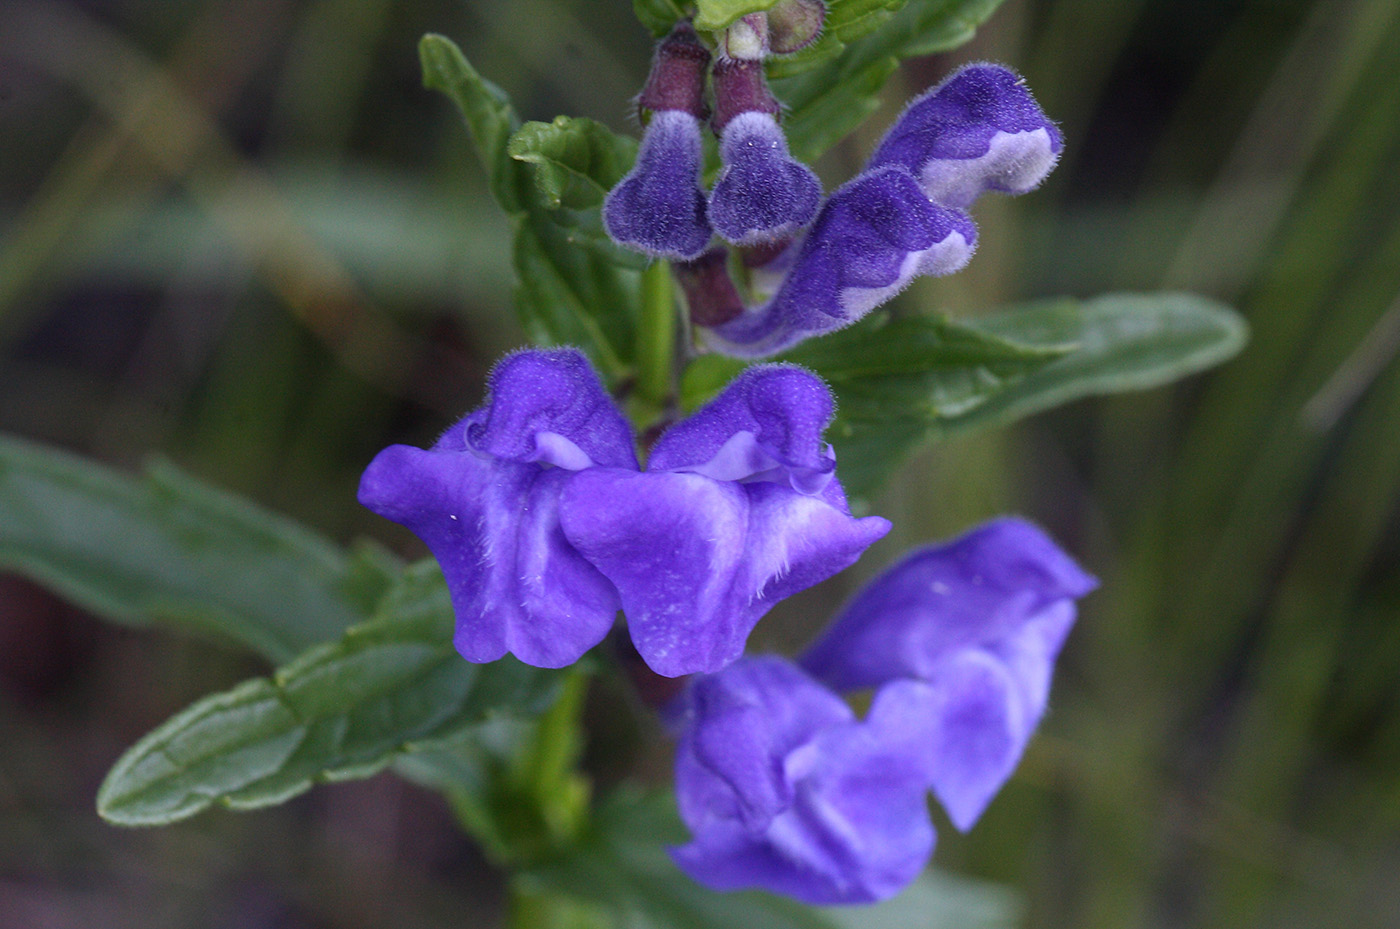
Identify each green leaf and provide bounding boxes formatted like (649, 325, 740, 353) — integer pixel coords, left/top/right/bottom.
(695, 0, 784, 32)
(800, 293, 1247, 499)
(421, 35, 640, 382)
(633, 0, 690, 36)
(0, 435, 381, 663)
(512, 214, 638, 380)
(525, 789, 1021, 929)
(419, 33, 523, 212)
(508, 117, 637, 211)
(771, 0, 1010, 162)
(97, 560, 560, 826)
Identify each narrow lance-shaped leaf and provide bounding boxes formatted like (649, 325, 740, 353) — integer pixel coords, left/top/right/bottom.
(0, 435, 386, 663)
(796, 293, 1248, 500)
(419, 33, 524, 212)
(97, 560, 561, 826)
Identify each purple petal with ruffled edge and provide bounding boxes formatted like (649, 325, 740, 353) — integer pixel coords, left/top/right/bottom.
(671, 658, 935, 904)
(357, 349, 635, 669)
(703, 166, 976, 358)
(867, 64, 1063, 210)
(648, 364, 837, 493)
(603, 110, 712, 260)
(559, 367, 889, 677)
(708, 112, 822, 246)
(801, 517, 1096, 690)
(799, 517, 1096, 829)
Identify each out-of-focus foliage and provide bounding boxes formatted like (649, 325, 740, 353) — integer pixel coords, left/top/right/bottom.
(2, 1, 1399, 928)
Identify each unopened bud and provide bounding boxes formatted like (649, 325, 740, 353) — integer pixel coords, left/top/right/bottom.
(767, 0, 825, 54)
(638, 21, 712, 119)
(710, 56, 779, 132)
(719, 13, 769, 60)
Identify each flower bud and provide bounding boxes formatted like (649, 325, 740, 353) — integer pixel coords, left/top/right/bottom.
(766, 0, 825, 54)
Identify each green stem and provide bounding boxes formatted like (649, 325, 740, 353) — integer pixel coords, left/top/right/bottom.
(635, 260, 676, 421)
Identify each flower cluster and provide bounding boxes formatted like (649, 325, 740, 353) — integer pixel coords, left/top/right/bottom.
(603, 18, 1062, 358)
(359, 348, 888, 677)
(668, 519, 1096, 903)
(361, 10, 1083, 908)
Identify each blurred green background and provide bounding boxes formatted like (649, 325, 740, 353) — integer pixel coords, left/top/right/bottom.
(2, 0, 1399, 927)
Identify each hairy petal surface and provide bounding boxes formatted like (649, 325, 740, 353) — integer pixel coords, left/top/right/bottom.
(358, 349, 633, 668)
(867, 64, 1063, 209)
(603, 110, 713, 260)
(703, 167, 976, 357)
(800, 517, 1096, 828)
(708, 112, 822, 247)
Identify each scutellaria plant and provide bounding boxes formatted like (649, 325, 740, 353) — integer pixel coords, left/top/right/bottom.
(0, 1, 1246, 925)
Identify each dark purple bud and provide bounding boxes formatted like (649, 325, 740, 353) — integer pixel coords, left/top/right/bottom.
(767, 0, 825, 54)
(638, 21, 711, 119)
(703, 166, 977, 357)
(675, 248, 746, 327)
(603, 109, 713, 260)
(710, 57, 779, 132)
(708, 111, 822, 246)
(867, 64, 1063, 209)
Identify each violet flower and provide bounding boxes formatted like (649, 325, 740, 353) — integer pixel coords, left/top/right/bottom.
(560, 364, 890, 677)
(359, 349, 888, 678)
(670, 657, 936, 904)
(696, 63, 1059, 358)
(801, 517, 1098, 829)
(668, 518, 1094, 904)
(707, 58, 822, 247)
(358, 349, 635, 669)
(602, 23, 714, 260)
(867, 63, 1064, 210)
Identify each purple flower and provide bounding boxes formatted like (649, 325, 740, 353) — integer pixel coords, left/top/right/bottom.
(359, 349, 888, 678)
(703, 167, 977, 357)
(560, 365, 890, 677)
(707, 58, 822, 247)
(358, 349, 635, 669)
(801, 517, 1097, 829)
(695, 63, 1059, 359)
(603, 110, 713, 260)
(602, 23, 713, 260)
(670, 656, 936, 904)
(867, 64, 1064, 210)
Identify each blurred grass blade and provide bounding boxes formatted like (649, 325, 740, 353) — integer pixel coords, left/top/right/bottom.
(525, 789, 1020, 929)
(97, 560, 560, 826)
(791, 293, 1246, 498)
(0, 435, 388, 663)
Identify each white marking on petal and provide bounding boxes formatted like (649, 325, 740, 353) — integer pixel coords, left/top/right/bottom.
(918, 128, 1059, 208)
